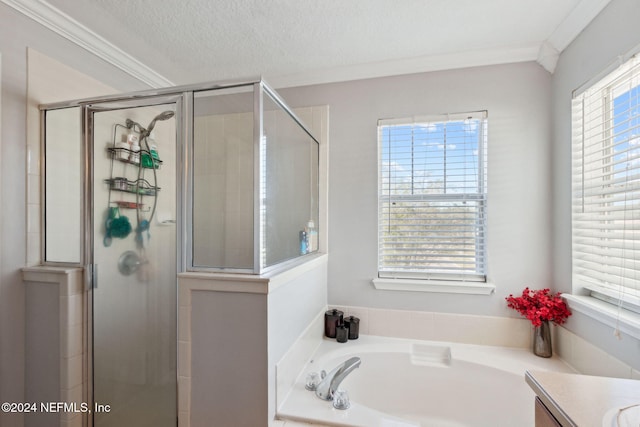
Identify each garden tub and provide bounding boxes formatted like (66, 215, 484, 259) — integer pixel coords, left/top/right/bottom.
(277, 335, 575, 427)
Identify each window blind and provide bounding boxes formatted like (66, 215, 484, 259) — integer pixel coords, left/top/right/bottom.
(377, 111, 488, 281)
(572, 55, 640, 310)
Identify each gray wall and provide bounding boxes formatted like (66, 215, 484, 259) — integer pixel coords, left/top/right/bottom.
(550, 0, 640, 366)
(186, 259, 327, 426)
(280, 61, 553, 317)
(0, 4, 148, 427)
(551, 0, 640, 293)
(3, 2, 638, 426)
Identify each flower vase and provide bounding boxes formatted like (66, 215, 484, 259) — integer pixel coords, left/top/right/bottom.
(533, 320, 552, 358)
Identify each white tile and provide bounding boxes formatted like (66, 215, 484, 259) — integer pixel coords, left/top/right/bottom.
(480, 316, 531, 348)
(431, 312, 489, 344)
(27, 231, 41, 266)
(554, 325, 573, 361)
(276, 310, 323, 408)
(178, 305, 191, 342)
(27, 173, 40, 204)
(60, 294, 83, 327)
(340, 306, 369, 336)
(59, 271, 83, 296)
(178, 283, 191, 308)
(178, 410, 190, 427)
(368, 308, 413, 338)
(601, 354, 633, 379)
(178, 376, 191, 413)
(61, 384, 82, 406)
(60, 414, 82, 427)
(60, 322, 82, 358)
(27, 203, 41, 234)
(27, 146, 40, 175)
(60, 385, 83, 425)
(570, 333, 631, 378)
(60, 354, 83, 389)
(408, 310, 435, 341)
(178, 340, 191, 378)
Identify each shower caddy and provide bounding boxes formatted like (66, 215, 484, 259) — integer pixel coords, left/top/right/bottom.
(103, 123, 161, 247)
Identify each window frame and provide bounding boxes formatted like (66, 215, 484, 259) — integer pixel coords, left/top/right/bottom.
(375, 111, 490, 291)
(570, 54, 640, 329)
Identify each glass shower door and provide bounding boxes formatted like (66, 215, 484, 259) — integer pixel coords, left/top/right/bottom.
(88, 100, 178, 427)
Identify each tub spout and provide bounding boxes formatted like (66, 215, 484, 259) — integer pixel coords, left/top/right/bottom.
(315, 356, 361, 401)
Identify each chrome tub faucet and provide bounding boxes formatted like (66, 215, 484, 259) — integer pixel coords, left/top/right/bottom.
(315, 356, 361, 401)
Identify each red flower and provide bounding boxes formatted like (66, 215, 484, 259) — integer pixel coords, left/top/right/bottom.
(505, 287, 571, 327)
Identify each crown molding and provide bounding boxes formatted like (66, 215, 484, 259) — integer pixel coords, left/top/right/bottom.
(269, 44, 541, 88)
(270, 0, 612, 86)
(547, 0, 612, 52)
(537, 41, 560, 74)
(2, 0, 610, 88)
(1, 0, 174, 88)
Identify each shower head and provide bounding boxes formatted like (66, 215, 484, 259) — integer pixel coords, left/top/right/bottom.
(144, 110, 175, 136)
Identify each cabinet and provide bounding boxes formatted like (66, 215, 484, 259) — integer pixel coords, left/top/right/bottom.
(535, 397, 562, 427)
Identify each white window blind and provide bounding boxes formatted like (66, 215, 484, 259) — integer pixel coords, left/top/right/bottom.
(377, 111, 488, 282)
(572, 55, 640, 311)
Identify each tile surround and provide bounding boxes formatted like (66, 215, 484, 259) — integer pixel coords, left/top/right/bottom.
(275, 305, 639, 425)
(22, 267, 85, 427)
(554, 325, 638, 379)
(330, 305, 533, 348)
(326, 305, 639, 379)
(274, 305, 538, 427)
(275, 310, 325, 409)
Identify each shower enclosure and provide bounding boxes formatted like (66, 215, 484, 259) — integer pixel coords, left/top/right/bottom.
(40, 79, 320, 427)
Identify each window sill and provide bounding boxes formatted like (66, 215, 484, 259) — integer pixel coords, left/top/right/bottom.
(563, 294, 640, 340)
(371, 277, 495, 295)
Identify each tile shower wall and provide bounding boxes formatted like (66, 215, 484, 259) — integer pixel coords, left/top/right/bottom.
(192, 104, 329, 269)
(193, 112, 254, 268)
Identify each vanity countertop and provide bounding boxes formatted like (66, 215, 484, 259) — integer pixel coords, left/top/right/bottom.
(526, 370, 640, 427)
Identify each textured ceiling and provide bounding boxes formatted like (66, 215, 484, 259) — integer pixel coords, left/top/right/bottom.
(38, 0, 610, 88)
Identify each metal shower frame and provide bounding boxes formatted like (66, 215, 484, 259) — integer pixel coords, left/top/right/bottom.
(39, 77, 320, 275)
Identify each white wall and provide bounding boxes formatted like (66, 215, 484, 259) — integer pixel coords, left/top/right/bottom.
(551, 0, 640, 370)
(280, 62, 552, 317)
(0, 4, 149, 426)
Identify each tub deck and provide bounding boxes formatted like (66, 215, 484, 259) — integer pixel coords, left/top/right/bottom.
(277, 335, 575, 427)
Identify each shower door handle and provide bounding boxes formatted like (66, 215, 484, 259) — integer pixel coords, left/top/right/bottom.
(84, 264, 98, 290)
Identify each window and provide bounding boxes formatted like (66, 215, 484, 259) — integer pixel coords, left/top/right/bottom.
(377, 111, 488, 282)
(572, 55, 640, 313)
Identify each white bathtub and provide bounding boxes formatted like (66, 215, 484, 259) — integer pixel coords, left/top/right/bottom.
(277, 335, 575, 427)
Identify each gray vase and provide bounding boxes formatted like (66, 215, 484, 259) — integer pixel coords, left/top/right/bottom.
(533, 320, 552, 358)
